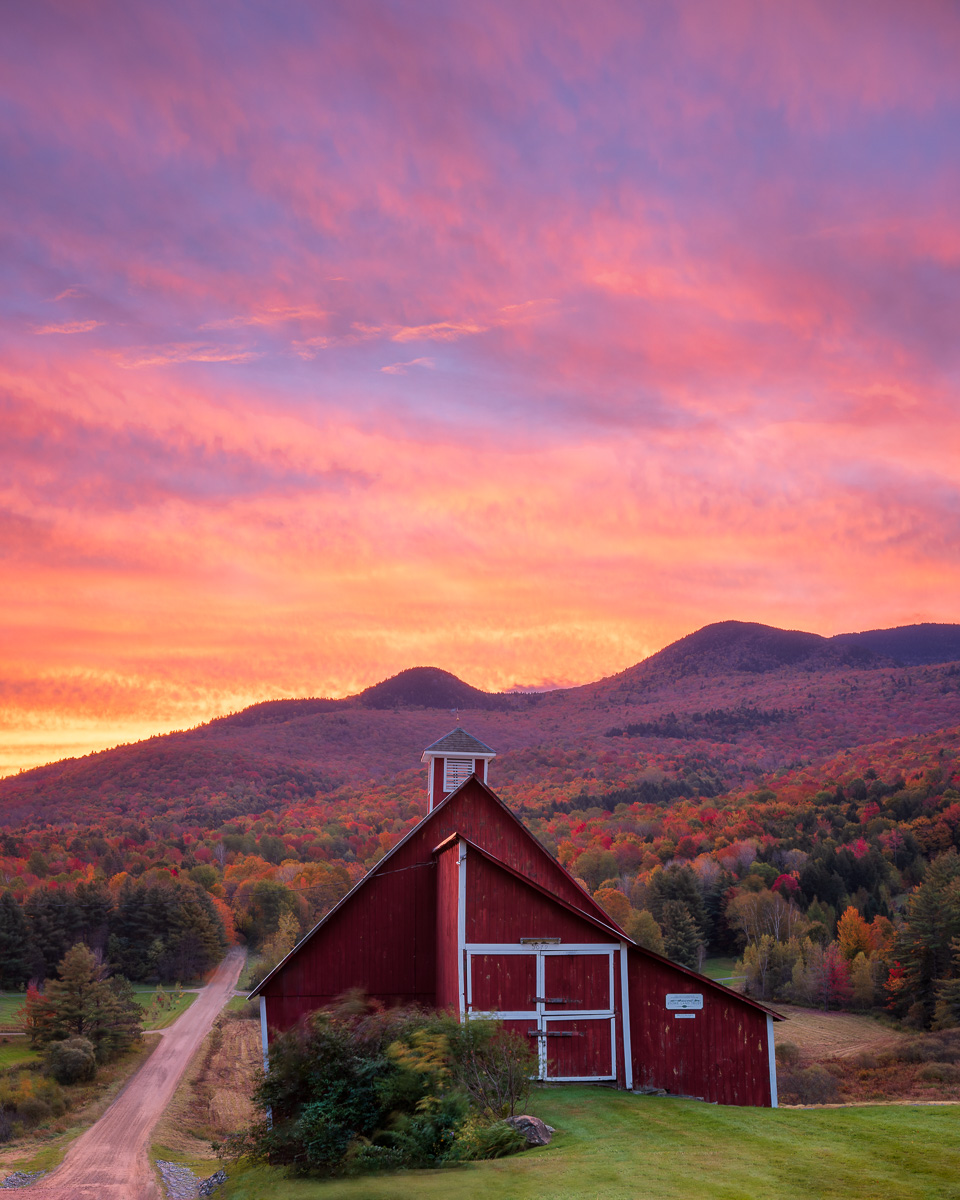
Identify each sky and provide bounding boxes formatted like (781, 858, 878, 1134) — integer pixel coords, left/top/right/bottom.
(3, 0, 960, 776)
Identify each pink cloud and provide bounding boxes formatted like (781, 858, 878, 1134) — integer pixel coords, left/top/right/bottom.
(380, 357, 435, 375)
(2, 1, 960, 771)
(32, 320, 103, 335)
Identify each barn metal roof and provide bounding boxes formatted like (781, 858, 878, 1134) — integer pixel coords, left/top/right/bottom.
(421, 727, 496, 758)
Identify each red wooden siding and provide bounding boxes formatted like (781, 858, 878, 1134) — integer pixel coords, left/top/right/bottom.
(435, 841, 460, 1011)
(466, 850, 617, 945)
(544, 1017, 615, 1079)
(627, 950, 772, 1106)
(258, 773, 779, 1107)
(263, 840, 437, 1027)
(446, 781, 619, 924)
(470, 954, 537, 1011)
(264, 777, 619, 1029)
(543, 953, 611, 1011)
(432, 761, 446, 809)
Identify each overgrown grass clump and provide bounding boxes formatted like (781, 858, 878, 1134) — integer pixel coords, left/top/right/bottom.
(0, 1067, 68, 1142)
(217, 996, 535, 1177)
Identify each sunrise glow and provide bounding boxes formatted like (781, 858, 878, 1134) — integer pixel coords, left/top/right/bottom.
(3, 1, 960, 774)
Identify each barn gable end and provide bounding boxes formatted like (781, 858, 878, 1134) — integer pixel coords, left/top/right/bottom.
(252, 735, 782, 1106)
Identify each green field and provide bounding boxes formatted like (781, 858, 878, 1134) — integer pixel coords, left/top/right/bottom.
(0, 986, 197, 1034)
(0, 1040, 38, 1068)
(700, 956, 744, 985)
(135, 986, 198, 1030)
(225, 993, 260, 1017)
(0, 994, 26, 1030)
(220, 1087, 960, 1200)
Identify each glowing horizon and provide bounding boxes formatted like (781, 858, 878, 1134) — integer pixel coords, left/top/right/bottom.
(3, 2, 960, 775)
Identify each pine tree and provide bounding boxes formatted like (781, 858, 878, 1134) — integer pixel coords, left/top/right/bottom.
(74, 881, 114, 954)
(44, 944, 103, 1040)
(660, 899, 702, 970)
(24, 887, 82, 978)
(0, 891, 30, 989)
(933, 938, 960, 1030)
(32, 944, 142, 1061)
(889, 850, 960, 1025)
(647, 865, 710, 945)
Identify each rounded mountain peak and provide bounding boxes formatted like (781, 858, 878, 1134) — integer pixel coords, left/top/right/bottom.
(358, 666, 507, 710)
(625, 620, 883, 684)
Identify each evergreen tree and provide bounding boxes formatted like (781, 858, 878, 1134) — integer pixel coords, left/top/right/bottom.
(889, 849, 960, 1026)
(88, 975, 142, 1060)
(43, 944, 105, 1040)
(933, 938, 960, 1030)
(109, 878, 226, 981)
(0, 891, 30, 989)
(660, 899, 702, 970)
(159, 883, 227, 980)
(74, 881, 114, 955)
(24, 888, 82, 979)
(29, 943, 141, 1061)
(647, 865, 710, 946)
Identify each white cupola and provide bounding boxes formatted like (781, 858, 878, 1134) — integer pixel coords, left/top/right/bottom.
(421, 728, 496, 811)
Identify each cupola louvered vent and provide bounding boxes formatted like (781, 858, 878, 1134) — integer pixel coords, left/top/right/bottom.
(421, 728, 496, 811)
(443, 758, 475, 791)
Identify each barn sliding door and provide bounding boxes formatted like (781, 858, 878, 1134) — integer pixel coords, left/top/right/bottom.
(465, 944, 617, 1082)
(540, 950, 616, 1081)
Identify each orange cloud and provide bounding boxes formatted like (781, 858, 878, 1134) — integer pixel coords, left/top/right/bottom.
(2, 1, 960, 773)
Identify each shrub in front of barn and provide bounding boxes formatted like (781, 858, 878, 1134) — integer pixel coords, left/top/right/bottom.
(217, 998, 536, 1176)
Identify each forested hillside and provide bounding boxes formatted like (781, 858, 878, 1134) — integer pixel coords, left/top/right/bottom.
(1, 620, 960, 1026)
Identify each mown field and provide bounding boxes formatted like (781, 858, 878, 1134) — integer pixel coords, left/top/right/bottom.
(135, 985, 198, 1030)
(220, 1086, 960, 1200)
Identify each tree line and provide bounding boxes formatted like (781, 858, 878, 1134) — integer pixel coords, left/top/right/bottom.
(0, 874, 227, 989)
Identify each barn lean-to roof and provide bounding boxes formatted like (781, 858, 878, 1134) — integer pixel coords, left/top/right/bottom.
(249, 773, 782, 1020)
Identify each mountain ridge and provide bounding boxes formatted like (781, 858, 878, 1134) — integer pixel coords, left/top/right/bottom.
(3, 619, 959, 818)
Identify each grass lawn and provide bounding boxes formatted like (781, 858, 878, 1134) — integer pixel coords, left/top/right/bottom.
(225, 994, 260, 1016)
(0, 1040, 38, 1068)
(0, 994, 26, 1030)
(221, 1087, 960, 1200)
(134, 985, 199, 1030)
(700, 956, 744, 985)
(0, 986, 199, 1033)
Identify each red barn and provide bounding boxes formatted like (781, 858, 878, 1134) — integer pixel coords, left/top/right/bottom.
(251, 730, 782, 1106)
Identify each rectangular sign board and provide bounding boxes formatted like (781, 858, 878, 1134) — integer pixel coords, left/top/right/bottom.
(665, 993, 703, 1011)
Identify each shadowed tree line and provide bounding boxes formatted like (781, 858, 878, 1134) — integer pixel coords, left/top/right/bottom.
(0, 875, 227, 989)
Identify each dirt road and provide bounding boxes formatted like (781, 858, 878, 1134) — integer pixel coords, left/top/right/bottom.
(22, 948, 245, 1200)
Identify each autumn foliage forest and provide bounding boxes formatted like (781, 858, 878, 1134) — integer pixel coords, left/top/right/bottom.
(2, 622, 960, 1032)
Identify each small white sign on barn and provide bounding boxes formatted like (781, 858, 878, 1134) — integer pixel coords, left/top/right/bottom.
(665, 993, 703, 1011)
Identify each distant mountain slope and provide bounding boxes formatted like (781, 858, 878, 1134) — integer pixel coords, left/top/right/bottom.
(832, 623, 960, 666)
(601, 621, 888, 689)
(2, 619, 959, 822)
